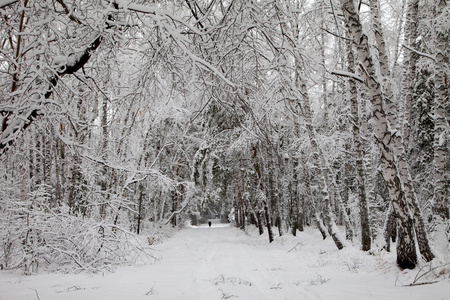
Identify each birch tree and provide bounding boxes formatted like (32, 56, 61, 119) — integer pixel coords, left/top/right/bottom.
(369, 0, 434, 262)
(432, 0, 449, 222)
(275, 0, 345, 249)
(339, 0, 417, 269)
(344, 28, 371, 251)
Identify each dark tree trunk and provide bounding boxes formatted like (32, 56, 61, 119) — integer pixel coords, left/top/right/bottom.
(383, 205, 397, 252)
(257, 211, 264, 235)
(137, 186, 143, 235)
(171, 189, 177, 227)
(234, 201, 240, 228)
(240, 206, 246, 230)
(298, 202, 304, 232)
(264, 202, 274, 243)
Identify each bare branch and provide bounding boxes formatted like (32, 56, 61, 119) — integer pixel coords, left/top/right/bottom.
(402, 44, 435, 61)
(0, 0, 19, 9)
(321, 27, 353, 41)
(331, 69, 365, 83)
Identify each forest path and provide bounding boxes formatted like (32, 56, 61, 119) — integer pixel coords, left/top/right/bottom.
(142, 222, 310, 300)
(1, 223, 448, 300)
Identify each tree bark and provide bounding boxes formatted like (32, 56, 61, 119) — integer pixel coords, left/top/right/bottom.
(137, 185, 144, 235)
(432, 1, 449, 221)
(297, 72, 344, 250)
(300, 151, 328, 240)
(264, 201, 274, 243)
(370, 0, 434, 261)
(383, 204, 397, 252)
(401, 0, 419, 148)
(257, 211, 264, 235)
(345, 25, 371, 251)
(340, 0, 417, 269)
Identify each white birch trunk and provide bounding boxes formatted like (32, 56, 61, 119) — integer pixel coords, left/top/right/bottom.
(370, 0, 434, 261)
(340, 0, 417, 269)
(345, 29, 371, 251)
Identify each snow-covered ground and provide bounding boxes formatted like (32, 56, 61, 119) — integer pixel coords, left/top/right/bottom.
(1, 222, 449, 300)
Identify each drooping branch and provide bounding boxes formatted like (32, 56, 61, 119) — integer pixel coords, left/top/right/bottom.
(0, 33, 103, 154)
(0, 0, 119, 154)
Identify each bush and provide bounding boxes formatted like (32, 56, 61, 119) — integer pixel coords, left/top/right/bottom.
(0, 193, 156, 274)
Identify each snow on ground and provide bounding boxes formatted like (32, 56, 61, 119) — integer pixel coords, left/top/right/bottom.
(1, 222, 449, 300)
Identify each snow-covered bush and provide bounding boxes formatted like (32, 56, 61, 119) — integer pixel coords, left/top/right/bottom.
(0, 191, 156, 274)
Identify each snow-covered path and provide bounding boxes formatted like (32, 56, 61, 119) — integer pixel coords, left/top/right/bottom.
(0, 223, 448, 300)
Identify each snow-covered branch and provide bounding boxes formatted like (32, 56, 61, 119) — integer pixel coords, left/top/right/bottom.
(331, 69, 365, 83)
(402, 44, 436, 61)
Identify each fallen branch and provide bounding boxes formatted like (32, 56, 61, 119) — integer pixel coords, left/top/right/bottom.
(287, 242, 302, 253)
(411, 262, 449, 285)
(403, 281, 439, 287)
(27, 288, 40, 300)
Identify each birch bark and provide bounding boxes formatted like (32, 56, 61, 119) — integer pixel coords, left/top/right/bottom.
(345, 28, 371, 251)
(340, 0, 417, 269)
(369, 0, 434, 261)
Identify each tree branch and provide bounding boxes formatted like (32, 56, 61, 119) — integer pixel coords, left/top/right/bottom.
(402, 44, 435, 61)
(1, 33, 104, 154)
(331, 69, 365, 83)
(321, 27, 353, 41)
(0, 0, 19, 9)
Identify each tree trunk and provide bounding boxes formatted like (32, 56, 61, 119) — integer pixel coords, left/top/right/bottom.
(291, 178, 299, 236)
(292, 156, 303, 234)
(383, 204, 397, 252)
(300, 152, 328, 240)
(401, 0, 419, 148)
(99, 96, 109, 220)
(432, 0, 449, 221)
(137, 185, 143, 235)
(240, 206, 246, 231)
(296, 73, 344, 250)
(171, 188, 177, 227)
(265, 159, 281, 237)
(252, 146, 265, 235)
(257, 211, 264, 235)
(340, 0, 417, 269)
(370, 0, 434, 261)
(340, 170, 354, 241)
(234, 200, 240, 228)
(345, 28, 371, 250)
(281, 162, 290, 235)
(54, 137, 62, 205)
(264, 201, 274, 243)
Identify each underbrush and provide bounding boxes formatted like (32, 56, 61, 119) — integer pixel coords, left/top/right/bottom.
(0, 197, 159, 274)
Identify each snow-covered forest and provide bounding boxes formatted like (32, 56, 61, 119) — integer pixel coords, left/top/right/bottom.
(0, 0, 449, 296)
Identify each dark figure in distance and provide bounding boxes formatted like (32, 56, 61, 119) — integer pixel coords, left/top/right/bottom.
(208, 221, 212, 227)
